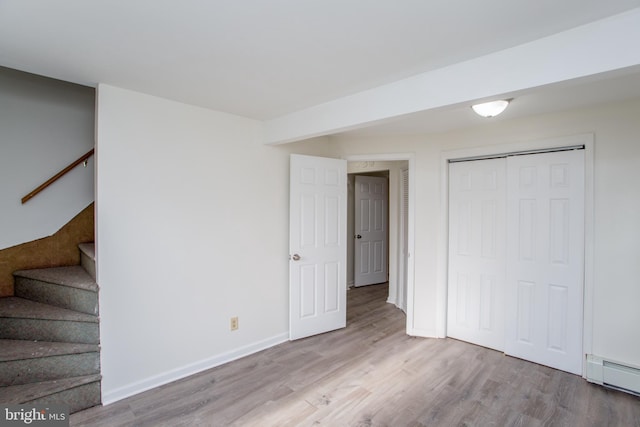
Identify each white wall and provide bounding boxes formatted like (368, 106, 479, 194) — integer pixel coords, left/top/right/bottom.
(95, 84, 640, 403)
(0, 67, 94, 249)
(95, 85, 335, 403)
(330, 97, 640, 367)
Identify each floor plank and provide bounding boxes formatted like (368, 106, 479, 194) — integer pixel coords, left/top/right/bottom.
(71, 283, 640, 426)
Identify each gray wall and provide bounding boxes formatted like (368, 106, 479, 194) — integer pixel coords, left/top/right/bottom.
(0, 67, 95, 249)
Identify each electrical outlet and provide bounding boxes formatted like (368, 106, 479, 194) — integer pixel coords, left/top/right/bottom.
(230, 316, 239, 331)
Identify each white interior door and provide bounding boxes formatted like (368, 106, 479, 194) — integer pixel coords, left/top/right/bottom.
(354, 175, 388, 287)
(505, 150, 585, 375)
(289, 154, 347, 340)
(447, 149, 585, 375)
(447, 158, 507, 351)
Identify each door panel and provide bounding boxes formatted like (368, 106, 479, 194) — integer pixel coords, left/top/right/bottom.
(447, 158, 507, 351)
(354, 175, 388, 286)
(290, 154, 347, 340)
(505, 150, 584, 375)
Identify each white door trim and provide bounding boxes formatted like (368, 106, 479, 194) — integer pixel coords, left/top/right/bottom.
(436, 134, 595, 376)
(345, 153, 416, 336)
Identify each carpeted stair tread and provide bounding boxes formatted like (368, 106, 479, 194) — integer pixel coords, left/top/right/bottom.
(0, 339, 99, 363)
(0, 297, 98, 323)
(78, 243, 95, 260)
(14, 265, 98, 292)
(0, 374, 101, 404)
(78, 242, 96, 281)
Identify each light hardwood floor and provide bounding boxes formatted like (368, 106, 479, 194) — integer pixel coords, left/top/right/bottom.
(71, 283, 640, 426)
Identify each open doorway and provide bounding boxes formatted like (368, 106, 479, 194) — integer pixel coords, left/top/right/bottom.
(288, 154, 414, 340)
(346, 159, 411, 317)
(348, 171, 389, 288)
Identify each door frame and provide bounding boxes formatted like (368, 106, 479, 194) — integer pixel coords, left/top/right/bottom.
(436, 133, 595, 376)
(398, 166, 409, 313)
(345, 153, 416, 335)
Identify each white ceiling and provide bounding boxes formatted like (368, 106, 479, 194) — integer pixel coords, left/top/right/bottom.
(1, 1, 640, 137)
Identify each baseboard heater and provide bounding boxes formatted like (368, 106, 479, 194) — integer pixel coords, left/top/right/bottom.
(586, 355, 640, 396)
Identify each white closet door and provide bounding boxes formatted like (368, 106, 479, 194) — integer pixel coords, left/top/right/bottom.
(447, 158, 506, 351)
(505, 150, 584, 375)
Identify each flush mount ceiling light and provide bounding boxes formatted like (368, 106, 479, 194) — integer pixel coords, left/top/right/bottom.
(471, 99, 512, 118)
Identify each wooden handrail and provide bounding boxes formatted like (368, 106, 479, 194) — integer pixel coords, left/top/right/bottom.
(21, 148, 94, 204)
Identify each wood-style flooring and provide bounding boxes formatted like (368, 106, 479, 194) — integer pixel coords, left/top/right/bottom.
(71, 283, 640, 426)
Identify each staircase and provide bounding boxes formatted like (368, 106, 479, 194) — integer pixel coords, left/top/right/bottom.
(0, 243, 101, 413)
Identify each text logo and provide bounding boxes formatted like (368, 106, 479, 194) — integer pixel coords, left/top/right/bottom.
(1, 405, 69, 427)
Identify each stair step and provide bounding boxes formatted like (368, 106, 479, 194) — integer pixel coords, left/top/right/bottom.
(0, 339, 100, 386)
(14, 266, 98, 315)
(78, 242, 96, 281)
(2, 242, 103, 411)
(0, 339, 99, 362)
(0, 374, 101, 414)
(0, 297, 99, 344)
(14, 265, 98, 292)
(0, 297, 98, 322)
(78, 243, 95, 261)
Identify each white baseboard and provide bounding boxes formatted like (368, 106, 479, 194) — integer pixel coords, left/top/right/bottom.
(586, 354, 640, 396)
(102, 332, 289, 405)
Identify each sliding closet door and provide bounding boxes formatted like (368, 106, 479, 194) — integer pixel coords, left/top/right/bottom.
(504, 150, 585, 375)
(447, 158, 506, 351)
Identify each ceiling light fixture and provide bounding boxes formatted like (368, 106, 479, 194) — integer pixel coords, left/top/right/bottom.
(471, 99, 512, 118)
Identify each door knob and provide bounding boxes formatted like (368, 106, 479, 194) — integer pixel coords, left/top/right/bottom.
(355, 234, 362, 239)
(291, 254, 301, 261)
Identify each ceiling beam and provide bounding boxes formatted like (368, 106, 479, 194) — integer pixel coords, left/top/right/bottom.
(264, 8, 640, 145)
